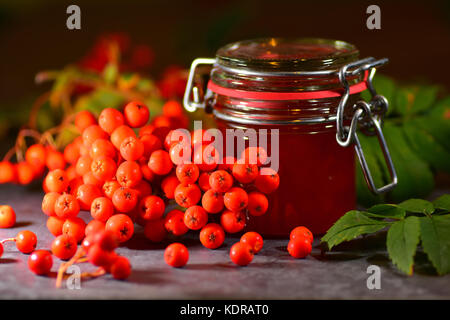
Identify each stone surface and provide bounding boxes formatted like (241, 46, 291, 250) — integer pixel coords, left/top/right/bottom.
(0, 184, 449, 300)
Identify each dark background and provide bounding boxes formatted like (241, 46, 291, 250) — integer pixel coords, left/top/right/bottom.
(0, 0, 449, 107)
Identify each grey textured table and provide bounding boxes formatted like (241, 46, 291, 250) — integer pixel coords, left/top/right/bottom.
(0, 184, 449, 300)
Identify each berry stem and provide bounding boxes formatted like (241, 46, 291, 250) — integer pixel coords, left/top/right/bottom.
(0, 238, 16, 244)
(80, 267, 106, 280)
(56, 247, 86, 288)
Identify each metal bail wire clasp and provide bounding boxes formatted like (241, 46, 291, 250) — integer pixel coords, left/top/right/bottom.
(336, 57, 398, 195)
(183, 58, 216, 112)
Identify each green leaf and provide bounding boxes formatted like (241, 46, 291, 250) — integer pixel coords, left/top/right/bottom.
(398, 199, 434, 215)
(74, 88, 125, 115)
(403, 121, 450, 173)
(367, 204, 405, 219)
(433, 195, 450, 211)
(395, 85, 439, 116)
(321, 210, 389, 250)
(382, 123, 434, 202)
(386, 216, 420, 275)
(419, 214, 450, 275)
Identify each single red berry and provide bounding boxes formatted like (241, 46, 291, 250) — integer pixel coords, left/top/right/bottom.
(64, 142, 80, 165)
(0, 205, 16, 228)
(224, 187, 248, 212)
(138, 195, 165, 221)
(220, 210, 246, 234)
(176, 164, 200, 184)
(90, 139, 116, 159)
(174, 183, 201, 208)
(25, 144, 47, 169)
(82, 125, 108, 148)
(54, 194, 80, 219)
(83, 171, 104, 187)
(51, 234, 77, 260)
(254, 168, 280, 194)
(15, 162, 35, 185)
(209, 170, 233, 193)
(120, 136, 145, 161)
(87, 244, 117, 267)
(67, 177, 83, 197)
(91, 156, 117, 181)
(45, 149, 66, 171)
(0, 161, 16, 183)
(103, 180, 120, 199)
(85, 219, 105, 237)
(201, 189, 224, 214)
(199, 223, 225, 249)
(105, 214, 134, 243)
(16, 230, 37, 254)
(112, 187, 139, 213)
(162, 100, 184, 117)
(191, 129, 213, 147)
(290, 226, 314, 243)
(46, 216, 65, 237)
(76, 155, 93, 176)
(116, 161, 142, 188)
(62, 217, 87, 243)
(192, 144, 219, 172)
(134, 180, 153, 198)
(169, 140, 191, 165)
(240, 146, 268, 166)
(91, 197, 115, 222)
(287, 238, 312, 259)
(41, 192, 60, 217)
(0, 242, 3, 259)
(140, 134, 162, 158)
(198, 171, 212, 191)
(247, 192, 269, 216)
(144, 218, 167, 242)
(75, 110, 96, 132)
(93, 230, 119, 252)
(164, 243, 189, 268)
(183, 206, 208, 230)
(232, 163, 258, 184)
(161, 175, 179, 199)
(44, 169, 69, 193)
(76, 183, 102, 211)
(148, 150, 173, 176)
(111, 256, 132, 279)
(28, 250, 53, 275)
(164, 209, 188, 236)
(240, 232, 263, 254)
(230, 242, 254, 266)
(110, 125, 136, 150)
(138, 124, 155, 137)
(98, 108, 125, 134)
(124, 101, 150, 128)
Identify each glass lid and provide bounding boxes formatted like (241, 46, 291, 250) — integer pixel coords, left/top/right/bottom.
(216, 38, 359, 72)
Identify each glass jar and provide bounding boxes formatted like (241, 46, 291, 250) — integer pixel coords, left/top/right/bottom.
(184, 38, 397, 236)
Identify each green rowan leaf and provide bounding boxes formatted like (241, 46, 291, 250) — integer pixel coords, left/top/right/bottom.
(419, 214, 450, 275)
(321, 210, 389, 250)
(398, 199, 434, 215)
(386, 216, 421, 275)
(433, 194, 450, 211)
(366, 204, 405, 219)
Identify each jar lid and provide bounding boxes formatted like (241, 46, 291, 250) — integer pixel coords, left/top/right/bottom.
(216, 38, 359, 72)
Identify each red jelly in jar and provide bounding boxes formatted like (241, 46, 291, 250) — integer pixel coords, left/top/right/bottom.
(184, 38, 396, 236)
